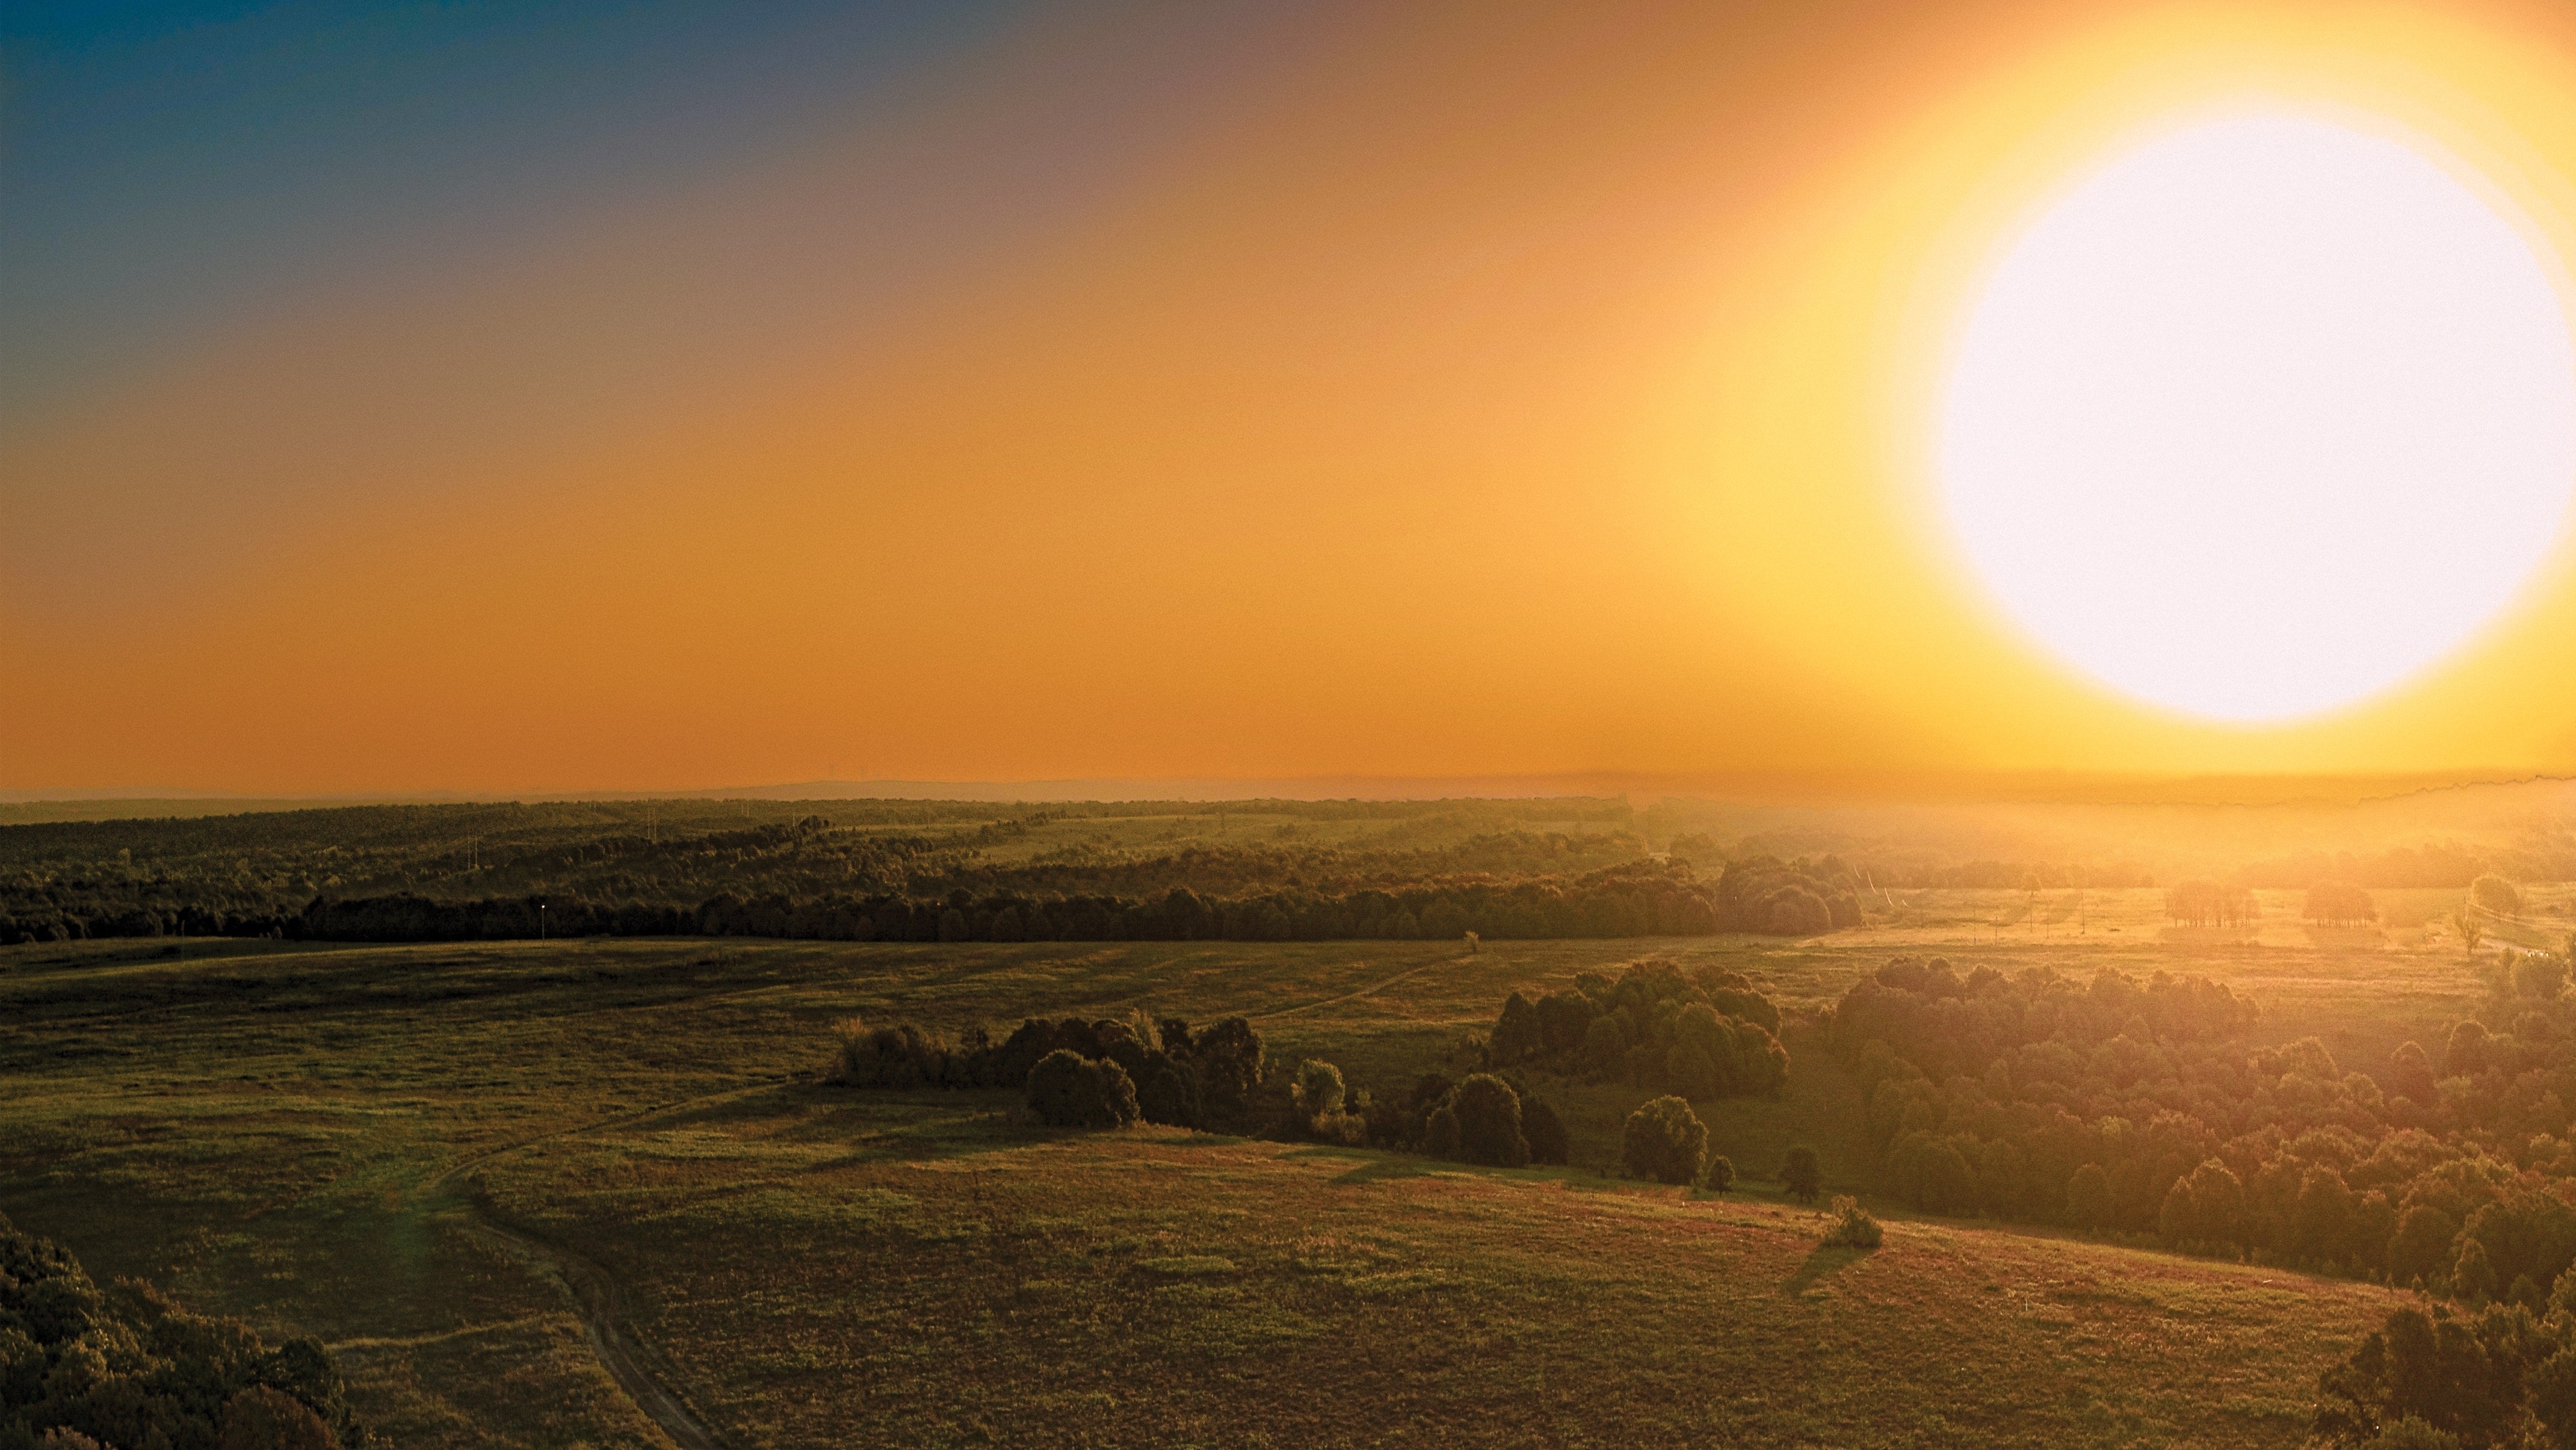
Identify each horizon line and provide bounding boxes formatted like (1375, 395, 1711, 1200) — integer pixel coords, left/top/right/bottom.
(5, 768, 2572, 811)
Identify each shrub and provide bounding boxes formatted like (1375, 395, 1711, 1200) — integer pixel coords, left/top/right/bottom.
(1190, 1017, 1265, 1120)
(2513, 952, 2567, 1001)
(1578, 1016, 1628, 1078)
(1290, 1060, 1370, 1143)
(220, 1386, 339, 1450)
(1424, 1099, 1462, 1158)
(1621, 1096, 1708, 1185)
(2471, 875, 2524, 917)
(1291, 1060, 1346, 1124)
(1535, 990, 1594, 1054)
(1489, 992, 1545, 1065)
(1761, 886, 1833, 936)
(1133, 1050, 1203, 1129)
(827, 1018, 962, 1088)
(1025, 1050, 1140, 1128)
(1822, 1194, 1883, 1249)
(1441, 1074, 1531, 1167)
(1703, 1155, 1735, 1193)
(2358, 1418, 2460, 1450)
(1398, 1071, 1455, 1147)
(1308, 1107, 1370, 1146)
(1783, 1144, 1823, 1204)
(1522, 1096, 1570, 1167)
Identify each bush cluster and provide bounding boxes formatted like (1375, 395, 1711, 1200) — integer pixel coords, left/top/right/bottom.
(1708, 857, 1867, 934)
(1288, 1060, 1370, 1146)
(2313, 1298, 2576, 1448)
(0, 1212, 369, 1448)
(827, 1011, 1264, 1132)
(1486, 960, 1788, 1101)
(1362, 1071, 1568, 1168)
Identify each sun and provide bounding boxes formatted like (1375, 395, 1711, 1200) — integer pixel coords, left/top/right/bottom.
(1936, 108, 2576, 723)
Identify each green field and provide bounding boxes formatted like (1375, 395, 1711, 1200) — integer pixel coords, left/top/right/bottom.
(4, 886, 2547, 1445)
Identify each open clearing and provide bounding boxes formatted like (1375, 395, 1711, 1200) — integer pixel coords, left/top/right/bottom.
(0, 887, 2532, 1446)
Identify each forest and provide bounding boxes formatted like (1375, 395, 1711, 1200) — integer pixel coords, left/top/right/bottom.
(1829, 948, 2576, 1302)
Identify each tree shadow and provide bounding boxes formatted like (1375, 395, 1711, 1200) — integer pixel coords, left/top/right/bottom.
(1782, 1243, 1868, 1298)
(1278, 1145, 1441, 1185)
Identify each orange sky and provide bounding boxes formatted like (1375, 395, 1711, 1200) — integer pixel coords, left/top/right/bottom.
(9, 0, 2576, 794)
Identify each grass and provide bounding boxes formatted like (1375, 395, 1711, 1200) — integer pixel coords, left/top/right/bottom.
(0, 900, 2516, 1446)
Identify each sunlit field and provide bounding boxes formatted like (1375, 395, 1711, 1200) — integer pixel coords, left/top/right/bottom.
(6, 887, 2539, 1446)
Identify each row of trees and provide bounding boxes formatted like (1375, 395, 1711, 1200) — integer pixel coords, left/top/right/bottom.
(2164, 879, 2259, 928)
(828, 1012, 1266, 1132)
(2306, 880, 2379, 927)
(149, 859, 1869, 949)
(0, 1211, 369, 1448)
(824, 1008, 1596, 1170)
(2243, 843, 2568, 891)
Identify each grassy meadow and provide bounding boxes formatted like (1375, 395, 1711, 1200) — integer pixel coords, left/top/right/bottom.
(0, 884, 2548, 1446)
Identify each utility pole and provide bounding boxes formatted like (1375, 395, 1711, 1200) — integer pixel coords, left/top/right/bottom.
(540, 902, 547, 940)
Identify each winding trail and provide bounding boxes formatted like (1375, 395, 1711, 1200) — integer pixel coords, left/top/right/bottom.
(415, 950, 1459, 1443)
(425, 1080, 783, 1450)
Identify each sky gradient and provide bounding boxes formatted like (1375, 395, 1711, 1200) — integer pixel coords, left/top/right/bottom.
(9, 0, 2576, 794)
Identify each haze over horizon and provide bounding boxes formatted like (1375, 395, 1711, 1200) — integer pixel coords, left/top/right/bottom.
(14, 0, 2576, 796)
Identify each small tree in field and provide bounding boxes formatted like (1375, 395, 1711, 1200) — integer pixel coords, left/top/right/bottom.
(1621, 1096, 1707, 1185)
(1702, 1155, 1736, 1194)
(1822, 1194, 1883, 1249)
(1783, 1145, 1824, 1205)
(2452, 910, 2486, 958)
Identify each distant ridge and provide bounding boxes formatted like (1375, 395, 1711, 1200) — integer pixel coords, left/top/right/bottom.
(4, 769, 2571, 817)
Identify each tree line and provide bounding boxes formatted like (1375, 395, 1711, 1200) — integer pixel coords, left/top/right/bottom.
(2, 797, 1871, 946)
(150, 856, 1866, 947)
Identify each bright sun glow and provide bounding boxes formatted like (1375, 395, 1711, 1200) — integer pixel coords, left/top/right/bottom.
(1939, 111, 2576, 723)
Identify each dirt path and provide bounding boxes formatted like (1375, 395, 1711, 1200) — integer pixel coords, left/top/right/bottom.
(427, 1080, 782, 1450)
(1248, 953, 1463, 1022)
